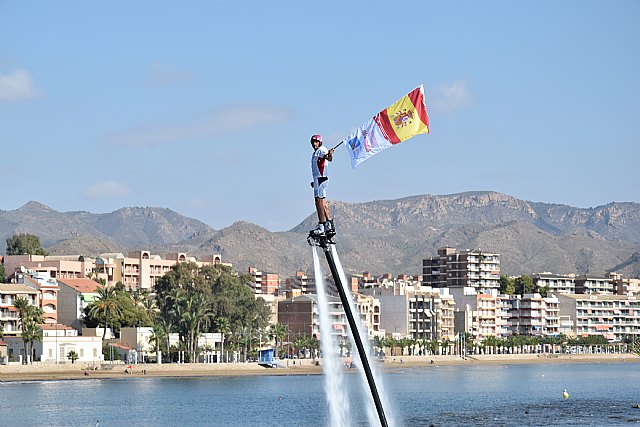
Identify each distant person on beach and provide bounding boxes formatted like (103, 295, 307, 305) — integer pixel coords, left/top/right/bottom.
(309, 134, 335, 238)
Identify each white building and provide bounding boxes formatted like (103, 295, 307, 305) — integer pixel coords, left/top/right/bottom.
(5, 324, 103, 364)
(57, 278, 100, 331)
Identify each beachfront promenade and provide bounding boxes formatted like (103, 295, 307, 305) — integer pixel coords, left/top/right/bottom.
(2, 353, 638, 382)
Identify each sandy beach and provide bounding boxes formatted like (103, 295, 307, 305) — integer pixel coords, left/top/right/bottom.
(1, 353, 638, 383)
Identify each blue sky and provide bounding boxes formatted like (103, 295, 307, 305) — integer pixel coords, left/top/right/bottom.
(1, 1, 638, 232)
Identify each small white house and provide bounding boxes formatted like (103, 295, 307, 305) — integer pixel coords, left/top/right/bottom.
(5, 324, 103, 364)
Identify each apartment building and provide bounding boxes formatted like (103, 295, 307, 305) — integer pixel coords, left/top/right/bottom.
(423, 247, 500, 292)
(284, 271, 316, 295)
(354, 293, 382, 338)
(503, 293, 560, 337)
(361, 283, 456, 341)
(4, 255, 95, 282)
(14, 271, 59, 324)
(574, 275, 615, 295)
(451, 288, 507, 341)
(277, 294, 347, 344)
(557, 293, 640, 342)
(408, 288, 456, 341)
(607, 272, 640, 295)
(56, 278, 100, 331)
(248, 267, 279, 295)
(4, 252, 230, 292)
(532, 273, 576, 294)
(0, 284, 41, 337)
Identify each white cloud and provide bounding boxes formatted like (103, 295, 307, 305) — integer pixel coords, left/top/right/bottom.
(428, 80, 472, 113)
(0, 69, 40, 101)
(107, 105, 290, 147)
(84, 180, 131, 198)
(145, 63, 192, 86)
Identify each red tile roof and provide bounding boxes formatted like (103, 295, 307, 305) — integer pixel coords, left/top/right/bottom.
(57, 278, 101, 294)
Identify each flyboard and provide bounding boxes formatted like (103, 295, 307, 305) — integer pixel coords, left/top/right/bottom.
(307, 232, 389, 427)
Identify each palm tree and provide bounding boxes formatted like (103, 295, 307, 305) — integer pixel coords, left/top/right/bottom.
(308, 335, 320, 361)
(172, 291, 211, 362)
(441, 338, 453, 355)
(427, 339, 439, 356)
(384, 337, 398, 356)
(268, 323, 288, 358)
(149, 322, 169, 362)
(14, 297, 45, 364)
(215, 317, 231, 362)
(293, 335, 310, 358)
(67, 350, 79, 364)
(13, 297, 31, 362)
(397, 337, 411, 357)
(88, 285, 121, 342)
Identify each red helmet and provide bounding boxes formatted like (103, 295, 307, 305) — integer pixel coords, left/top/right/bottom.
(310, 134, 323, 144)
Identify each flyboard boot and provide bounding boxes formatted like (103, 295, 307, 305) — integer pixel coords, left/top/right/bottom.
(307, 222, 329, 248)
(324, 219, 336, 244)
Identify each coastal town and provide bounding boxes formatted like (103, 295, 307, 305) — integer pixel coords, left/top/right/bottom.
(1, 233, 639, 377)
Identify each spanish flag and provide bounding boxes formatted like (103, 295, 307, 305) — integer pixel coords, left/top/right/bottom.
(345, 85, 429, 168)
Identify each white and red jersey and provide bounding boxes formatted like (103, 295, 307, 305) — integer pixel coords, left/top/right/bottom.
(311, 145, 329, 179)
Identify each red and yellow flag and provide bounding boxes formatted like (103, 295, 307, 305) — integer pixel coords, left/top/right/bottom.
(345, 85, 430, 168)
(374, 85, 430, 144)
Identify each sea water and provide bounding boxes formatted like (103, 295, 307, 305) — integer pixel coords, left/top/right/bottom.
(2, 362, 640, 426)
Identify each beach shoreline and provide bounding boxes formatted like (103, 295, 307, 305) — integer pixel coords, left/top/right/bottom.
(1, 353, 638, 383)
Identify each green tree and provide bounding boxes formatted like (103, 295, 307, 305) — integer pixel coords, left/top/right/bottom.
(67, 350, 79, 364)
(6, 233, 47, 256)
(499, 275, 516, 295)
(514, 274, 535, 294)
(269, 323, 288, 359)
(0, 263, 5, 283)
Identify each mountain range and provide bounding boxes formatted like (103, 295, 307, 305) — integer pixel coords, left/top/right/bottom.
(1, 192, 639, 279)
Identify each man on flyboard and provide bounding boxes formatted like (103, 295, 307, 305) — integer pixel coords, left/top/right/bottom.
(309, 134, 335, 240)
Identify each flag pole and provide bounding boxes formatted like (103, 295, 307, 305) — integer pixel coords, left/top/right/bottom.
(332, 140, 345, 150)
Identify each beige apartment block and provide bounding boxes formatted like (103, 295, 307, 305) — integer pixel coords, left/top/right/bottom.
(574, 275, 615, 295)
(532, 272, 576, 294)
(354, 292, 382, 338)
(423, 247, 500, 292)
(557, 293, 640, 342)
(451, 288, 505, 341)
(361, 283, 456, 341)
(502, 293, 560, 337)
(4, 255, 95, 282)
(14, 271, 59, 324)
(4, 252, 230, 292)
(0, 284, 41, 337)
(408, 288, 456, 342)
(607, 272, 640, 295)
